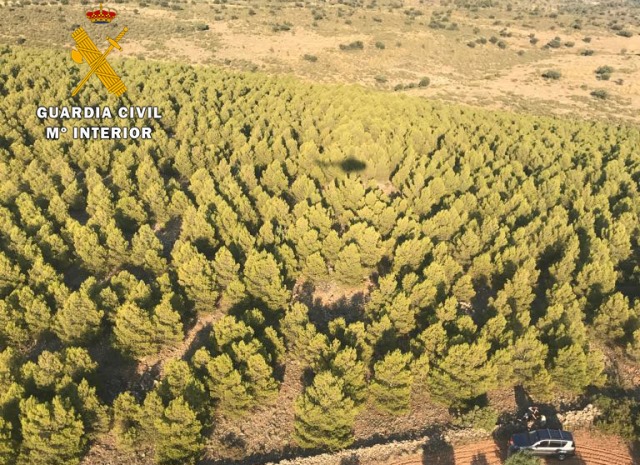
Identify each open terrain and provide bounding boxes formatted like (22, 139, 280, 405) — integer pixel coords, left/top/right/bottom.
(390, 431, 637, 465)
(0, 0, 640, 122)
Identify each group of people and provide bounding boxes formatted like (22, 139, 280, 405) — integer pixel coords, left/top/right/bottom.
(521, 406, 547, 430)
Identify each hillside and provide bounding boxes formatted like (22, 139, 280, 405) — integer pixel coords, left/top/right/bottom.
(1, 0, 640, 123)
(0, 45, 639, 464)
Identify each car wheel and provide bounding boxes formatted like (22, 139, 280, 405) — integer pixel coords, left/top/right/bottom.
(558, 454, 566, 461)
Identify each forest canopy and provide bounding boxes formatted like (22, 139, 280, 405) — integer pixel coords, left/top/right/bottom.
(0, 45, 639, 464)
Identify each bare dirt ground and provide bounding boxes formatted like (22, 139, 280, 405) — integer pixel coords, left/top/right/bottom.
(2, 1, 639, 123)
(387, 431, 638, 465)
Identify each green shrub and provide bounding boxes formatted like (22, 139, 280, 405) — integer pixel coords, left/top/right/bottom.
(596, 65, 614, 75)
(375, 41, 385, 49)
(505, 452, 542, 465)
(452, 405, 499, 431)
(530, 37, 539, 45)
(580, 49, 595, 56)
(542, 70, 562, 80)
(547, 37, 562, 48)
(195, 23, 209, 31)
(497, 40, 507, 49)
(564, 41, 575, 47)
(617, 30, 633, 38)
(374, 75, 387, 83)
(339, 41, 364, 51)
(393, 83, 404, 91)
(595, 66, 614, 81)
(418, 77, 430, 87)
(303, 54, 317, 63)
(489, 36, 498, 44)
(583, 36, 592, 43)
(591, 89, 609, 100)
(272, 22, 293, 32)
(467, 41, 476, 48)
(594, 396, 640, 441)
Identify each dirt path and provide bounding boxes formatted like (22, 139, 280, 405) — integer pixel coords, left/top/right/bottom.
(387, 431, 637, 465)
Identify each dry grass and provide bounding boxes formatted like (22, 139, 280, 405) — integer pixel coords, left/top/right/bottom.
(1, 0, 639, 122)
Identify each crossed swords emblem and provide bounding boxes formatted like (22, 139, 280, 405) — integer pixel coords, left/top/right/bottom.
(70, 26, 128, 97)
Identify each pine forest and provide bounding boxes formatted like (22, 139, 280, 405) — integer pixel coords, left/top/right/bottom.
(0, 45, 639, 465)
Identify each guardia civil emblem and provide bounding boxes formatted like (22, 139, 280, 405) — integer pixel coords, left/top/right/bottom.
(70, 3, 128, 97)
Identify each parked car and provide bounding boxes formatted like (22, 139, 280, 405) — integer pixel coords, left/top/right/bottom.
(509, 429, 576, 461)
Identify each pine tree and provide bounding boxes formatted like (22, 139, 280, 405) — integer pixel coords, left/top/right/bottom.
(491, 267, 536, 320)
(70, 224, 109, 275)
(303, 252, 329, 283)
(550, 344, 606, 393)
(131, 224, 167, 274)
(19, 396, 85, 465)
(102, 220, 130, 269)
(593, 293, 631, 342)
(245, 353, 279, 404)
(321, 230, 342, 265)
(627, 329, 640, 361)
(293, 371, 357, 450)
(602, 223, 632, 265)
(174, 242, 218, 310)
(53, 279, 104, 345)
(114, 302, 157, 358)
(428, 341, 497, 407)
(243, 250, 290, 309)
(64, 379, 110, 439)
(157, 360, 207, 417)
(212, 246, 239, 287)
(452, 274, 475, 303)
(0, 418, 16, 465)
(139, 391, 164, 442)
(574, 259, 617, 304)
(113, 392, 142, 450)
(354, 225, 383, 268)
(325, 346, 366, 405)
(393, 237, 433, 271)
(334, 244, 366, 286)
(384, 293, 417, 335)
(153, 397, 203, 465)
(370, 350, 413, 415)
(281, 303, 326, 365)
(192, 350, 252, 417)
(21, 348, 96, 392)
(151, 295, 184, 350)
(0, 252, 23, 296)
(507, 329, 551, 396)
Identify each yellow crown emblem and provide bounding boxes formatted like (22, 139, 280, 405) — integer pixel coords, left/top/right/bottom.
(86, 3, 117, 24)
